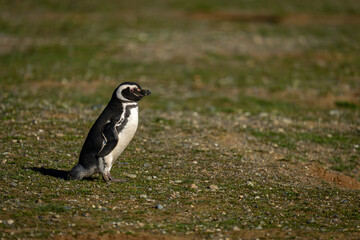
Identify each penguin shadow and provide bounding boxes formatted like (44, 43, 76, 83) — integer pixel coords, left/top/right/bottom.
(30, 167, 69, 179)
(30, 167, 98, 181)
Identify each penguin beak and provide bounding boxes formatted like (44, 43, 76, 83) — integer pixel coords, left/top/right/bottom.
(140, 89, 151, 96)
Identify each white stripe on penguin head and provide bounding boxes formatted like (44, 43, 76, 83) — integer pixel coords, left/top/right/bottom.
(116, 84, 137, 101)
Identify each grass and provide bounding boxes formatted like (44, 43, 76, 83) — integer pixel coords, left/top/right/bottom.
(1, 0, 360, 239)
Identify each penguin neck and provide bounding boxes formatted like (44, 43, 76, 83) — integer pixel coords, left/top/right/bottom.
(121, 101, 138, 109)
(113, 101, 138, 110)
(110, 95, 137, 108)
(121, 100, 138, 105)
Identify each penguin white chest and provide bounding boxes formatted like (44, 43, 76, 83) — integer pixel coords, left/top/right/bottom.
(112, 105, 139, 160)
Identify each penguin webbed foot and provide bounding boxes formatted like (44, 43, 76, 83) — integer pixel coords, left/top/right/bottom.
(102, 173, 127, 183)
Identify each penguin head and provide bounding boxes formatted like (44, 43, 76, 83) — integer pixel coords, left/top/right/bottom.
(115, 82, 151, 102)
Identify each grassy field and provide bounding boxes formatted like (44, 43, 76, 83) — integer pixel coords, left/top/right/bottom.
(1, 0, 359, 239)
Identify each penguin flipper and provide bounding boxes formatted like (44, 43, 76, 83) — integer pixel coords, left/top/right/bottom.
(97, 122, 118, 158)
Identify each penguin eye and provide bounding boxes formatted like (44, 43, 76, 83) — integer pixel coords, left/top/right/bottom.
(130, 88, 134, 93)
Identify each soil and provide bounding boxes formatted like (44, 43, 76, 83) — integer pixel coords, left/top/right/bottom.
(310, 163, 360, 190)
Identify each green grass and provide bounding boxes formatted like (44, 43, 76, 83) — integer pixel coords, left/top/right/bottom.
(1, 0, 360, 239)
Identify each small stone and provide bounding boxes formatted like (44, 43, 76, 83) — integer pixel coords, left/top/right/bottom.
(329, 110, 340, 116)
(190, 184, 198, 190)
(7, 219, 14, 225)
(174, 180, 182, 183)
(126, 174, 137, 179)
(246, 181, 254, 186)
(255, 196, 261, 199)
(91, 104, 103, 110)
(282, 118, 292, 124)
(209, 185, 219, 191)
(36, 199, 43, 204)
(10, 182, 17, 187)
(259, 112, 268, 118)
(233, 226, 240, 231)
(155, 204, 164, 210)
(140, 194, 147, 199)
(307, 218, 315, 224)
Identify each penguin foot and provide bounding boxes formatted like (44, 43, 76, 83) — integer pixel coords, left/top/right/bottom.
(102, 173, 127, 183)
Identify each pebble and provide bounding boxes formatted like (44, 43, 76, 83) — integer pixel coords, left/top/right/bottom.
(259, 112, 268, 118)
(190, 184, 198, 190)
(10, 182, 17, 187)
(155, 204, 164, 210)
(140, 194, 147, 199)
(91, 104, 103, 110)
(7, 219, 14, 225)
(126, 174, 137, 179)
(209, 185, 219, 191)
(307, 218, 315, 224)
(233, 226, 240, 231)
(329, 110, 340, 116)
(246, 181, 255, 187)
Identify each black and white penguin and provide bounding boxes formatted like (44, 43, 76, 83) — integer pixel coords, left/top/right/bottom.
(68, 82, 151, 182)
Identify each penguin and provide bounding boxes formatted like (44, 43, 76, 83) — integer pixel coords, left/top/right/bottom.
(68, 82, 151, 182)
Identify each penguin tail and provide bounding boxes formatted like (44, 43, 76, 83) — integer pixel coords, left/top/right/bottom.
(67, 164, 85, 180)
